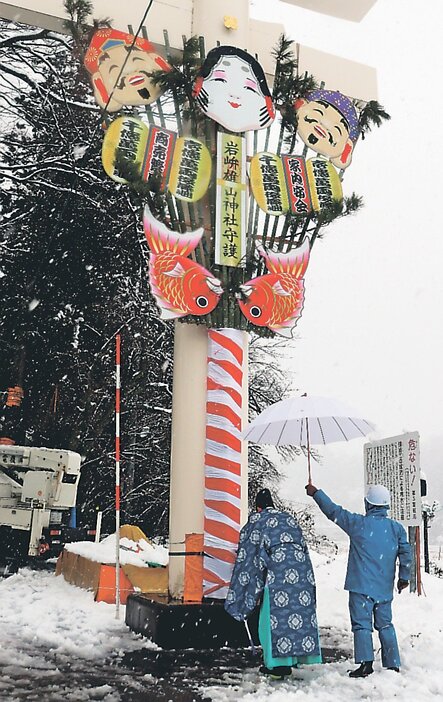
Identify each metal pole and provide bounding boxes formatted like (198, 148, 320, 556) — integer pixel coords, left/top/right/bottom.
(306, 417, 312, 485)
(416, 526, 422, 596)
(408, 526, 417, 593)
(423, 511, 430, 574)
(115, 334, 121, 619)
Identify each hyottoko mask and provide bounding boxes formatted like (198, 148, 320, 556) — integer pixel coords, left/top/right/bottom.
(295, 89, 359, 170)
(84, 28, 170, 112)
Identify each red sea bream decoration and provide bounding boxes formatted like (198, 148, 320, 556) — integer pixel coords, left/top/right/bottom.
(237, 239, 310, 338)
(143, 205, 223, 320)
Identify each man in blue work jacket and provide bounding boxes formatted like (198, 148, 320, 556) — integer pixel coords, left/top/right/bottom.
(305, 483, 411, 678)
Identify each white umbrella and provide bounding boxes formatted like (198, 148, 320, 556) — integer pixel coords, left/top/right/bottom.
(243, 395, 375, 483)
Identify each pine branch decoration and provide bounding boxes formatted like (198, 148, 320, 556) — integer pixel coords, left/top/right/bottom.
(315, 193, 364, 228)
(63, 0, 111, 69)
(63, 0, 93, 57)
(272, 34, 298, 103)
(271, 35, 318, 137)
(272, 34, 318, 106)
(150, 36, 204, 134)
(113, 154, 168, 218)
(358, 100, 391, 139)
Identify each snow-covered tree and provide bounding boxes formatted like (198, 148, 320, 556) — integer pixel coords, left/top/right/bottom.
(0, 17, 174, 535)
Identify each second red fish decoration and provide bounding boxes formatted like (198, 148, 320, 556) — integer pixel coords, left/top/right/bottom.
(237, 239, 310, 338)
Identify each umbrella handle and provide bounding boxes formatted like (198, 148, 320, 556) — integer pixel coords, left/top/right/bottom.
(306, 418, 312, 484)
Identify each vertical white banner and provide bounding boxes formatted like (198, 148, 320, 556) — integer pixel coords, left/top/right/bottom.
(215, 131, 247, 267)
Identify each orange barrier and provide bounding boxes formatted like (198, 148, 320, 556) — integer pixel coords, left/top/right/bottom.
(95, 564, 134, 604)
(183, 533, 204, 603)
(56, 549, 168, 603)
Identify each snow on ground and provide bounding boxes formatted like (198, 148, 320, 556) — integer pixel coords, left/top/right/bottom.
(0, 547, 442, 700)
(204, 548, 443, 702)
(0, 567, 156, 701)
(0, 567, 153, 663)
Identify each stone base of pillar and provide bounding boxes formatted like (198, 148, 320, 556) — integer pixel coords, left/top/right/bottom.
(125, 593, 259, 650)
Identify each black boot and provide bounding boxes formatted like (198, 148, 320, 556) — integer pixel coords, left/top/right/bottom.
(259, 665, 292, 680)
(349, 661, 374, 678)
(388, 667, 400, 672)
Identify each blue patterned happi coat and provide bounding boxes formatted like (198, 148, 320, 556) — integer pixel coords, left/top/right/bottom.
(225, 507, 320, 659)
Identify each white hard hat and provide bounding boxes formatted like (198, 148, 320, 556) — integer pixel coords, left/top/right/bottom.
(366, 484, 390, 507)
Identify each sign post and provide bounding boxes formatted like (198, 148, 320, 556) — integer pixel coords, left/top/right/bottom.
(364, 432, 422, 594)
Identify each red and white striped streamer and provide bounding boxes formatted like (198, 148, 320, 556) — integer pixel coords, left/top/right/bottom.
(204, 328, 245, 598)
(115, 333, 121, 618)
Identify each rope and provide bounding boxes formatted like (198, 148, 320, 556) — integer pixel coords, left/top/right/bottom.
(83, 0, 156, 154)
(101, 0, 155, 119)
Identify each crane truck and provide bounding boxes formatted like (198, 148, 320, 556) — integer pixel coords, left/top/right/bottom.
(0, 444, 94, 571)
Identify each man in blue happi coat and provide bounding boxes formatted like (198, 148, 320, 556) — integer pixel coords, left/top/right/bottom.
(225, 489, 321, 680)
(305, 483, 411, 678)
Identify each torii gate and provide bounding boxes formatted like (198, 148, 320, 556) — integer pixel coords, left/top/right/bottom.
(0, 0, 379, 92)
(0, 0, 379, 603)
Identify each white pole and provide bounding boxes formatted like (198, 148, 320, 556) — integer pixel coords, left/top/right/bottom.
(95, 511, 103, 543)
(115, 334, 121, 619)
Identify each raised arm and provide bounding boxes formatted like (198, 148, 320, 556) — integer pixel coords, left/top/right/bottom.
(305, 485, 359, 536)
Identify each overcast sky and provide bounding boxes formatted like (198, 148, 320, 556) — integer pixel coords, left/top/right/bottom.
(249, 0, 443, 538)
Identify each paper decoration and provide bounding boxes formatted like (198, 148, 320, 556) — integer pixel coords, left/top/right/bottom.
(168, 137, 212, 202)
(143, 204, 223, 320)
(295, 89, 359, 170)
(282, 155, 312, 216)
(84, 28, 170, 112)
(250, 152, 289, 216)
(215, 132, 247, 267)
(101, 116, 147, 184)
(140, 126, 176, 190)
(204, 328, 245, 598)
(251, 152, 343, 217)
(306, 158, 343, 212)
(102, 117, 211, 201)
(237, 239, 310, 337)
(193, 46, 275, 133)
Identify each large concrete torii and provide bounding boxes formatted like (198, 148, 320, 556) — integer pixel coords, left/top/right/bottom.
(0, 0, 379, 600)
(0, 0, 378, 93)
(0, 0, 379, 29)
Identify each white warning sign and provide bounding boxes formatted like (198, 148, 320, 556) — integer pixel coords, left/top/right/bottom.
(364, 432, 421, 526)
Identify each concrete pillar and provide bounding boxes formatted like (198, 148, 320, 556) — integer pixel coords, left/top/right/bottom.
(168, 0, 251, 600)
(168, 322, 208, 599)
(168, 323, 250, 599)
